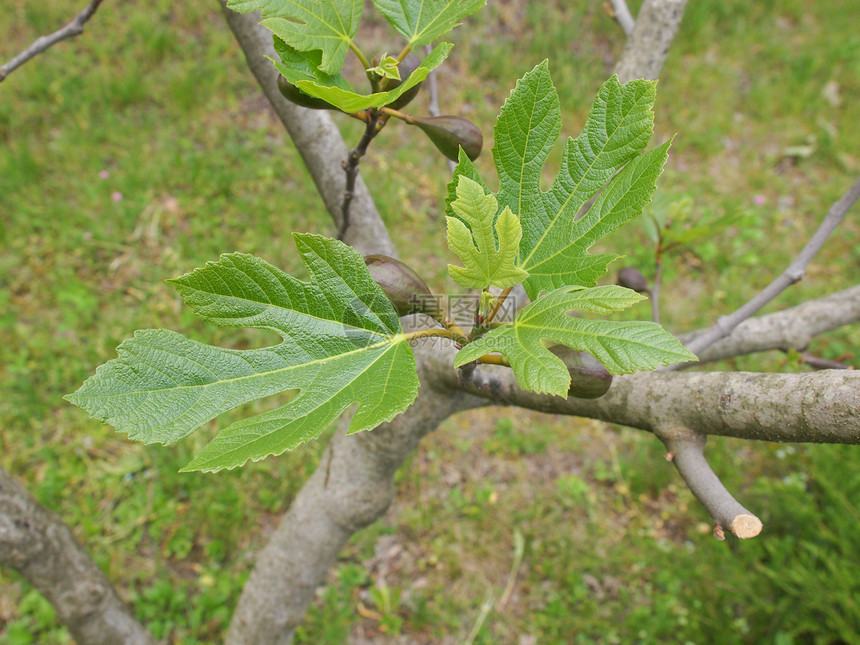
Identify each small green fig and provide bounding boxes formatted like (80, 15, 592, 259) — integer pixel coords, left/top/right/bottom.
(365, 255, 444, 320)
(409, 115, 483, 162)
(277, 75, 338, 111)
(383, 53, 423, 111)
(548, 345, 613, 399)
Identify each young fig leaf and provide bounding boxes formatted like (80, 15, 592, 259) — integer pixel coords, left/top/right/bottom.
(449, 62, 669, 299)
(446, 176, 529, 290)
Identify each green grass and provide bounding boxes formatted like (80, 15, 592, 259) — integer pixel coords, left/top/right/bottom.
(2, 1, 859, 643)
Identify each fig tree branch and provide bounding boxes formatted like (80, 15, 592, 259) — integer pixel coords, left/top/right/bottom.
(683, 176, 860, 359)
(0, 467, 154, 645)
(657, 427, 762, 539)
(613, 0, 688, 83)
(339, 111, 381, 240)
(219, 2, 396, 259)
(609, 0, 636, 37)
(679, 284, 860, 365)
(224, 343, 486, 645)
(0, 0, 104, 83)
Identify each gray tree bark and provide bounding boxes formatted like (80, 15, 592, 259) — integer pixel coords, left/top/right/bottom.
(614, 0, 689, 82)
(0, 467, 154, 645)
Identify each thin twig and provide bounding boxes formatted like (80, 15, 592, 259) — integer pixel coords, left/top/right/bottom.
(498, 530, 525, 611)
(656, 428, 762, 539)
(609, 0, 636, 36)
(339, 112, 381, 239)
(424, 44, 457, 175)
(651, 251, 663, 324)
(0, 0, 105, 83)
(683, 176, 860, 358)
(798, 352, 851, 370)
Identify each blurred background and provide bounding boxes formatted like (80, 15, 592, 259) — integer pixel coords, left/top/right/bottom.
(1, 1, 859, 642)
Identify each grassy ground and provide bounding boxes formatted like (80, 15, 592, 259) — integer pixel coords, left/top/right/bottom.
(1, 0, 859, 643)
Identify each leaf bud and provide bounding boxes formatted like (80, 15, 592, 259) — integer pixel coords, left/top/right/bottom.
(409, 115, 483, 162)
(548, 345, 613, 399)
(364, 255, 443, 320)
(277, 75, 338, 111)
(383, 53, 424, 110)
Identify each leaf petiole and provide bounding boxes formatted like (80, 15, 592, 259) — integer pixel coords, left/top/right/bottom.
(403, 328, 469, 344)
(349, 41, 372, 71)
(476, 354, 510, 367)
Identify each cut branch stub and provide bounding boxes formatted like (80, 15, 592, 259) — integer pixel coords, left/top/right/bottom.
(656, 427, 763, 539)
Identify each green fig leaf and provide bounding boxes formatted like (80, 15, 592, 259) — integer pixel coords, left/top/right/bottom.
(273, 42, 452, 112)
(271, 37, 353, 91)
(454, 285, 697, 396)
(227, 0, 363, 75)
(447, 176, 529, 289)
(372, 0, 486, 46)
(458, 61, 668, 299)
(66, 235, 419, 472)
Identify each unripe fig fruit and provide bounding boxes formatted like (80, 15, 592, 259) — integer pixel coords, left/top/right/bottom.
(277, 75, 338, 111)
(365, 255, 443, 320)
(384, 53, 423, 111)
(617, 267, 650, 293)
(548, 345, 612, 399)
(409, 115, 483, 162)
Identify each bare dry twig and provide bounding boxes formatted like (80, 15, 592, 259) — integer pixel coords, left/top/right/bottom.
(683, 176, 860, 360)
(0, 0, 105, 83)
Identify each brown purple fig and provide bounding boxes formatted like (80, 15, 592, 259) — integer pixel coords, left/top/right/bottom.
(409, 115, 483, 162)
(548, 345, 613, 399)
(617, 267, 650, 293)
(365, 255, 444, 320)
(383, 53, 423, 111)
(277, 75, 339, 111)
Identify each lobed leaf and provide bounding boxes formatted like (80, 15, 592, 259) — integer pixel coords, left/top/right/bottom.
(228, 0, 364, 75)
(454, 285, 697, 397)
(372, 0, 486, 46)
(450, 62, 668, 299)
(67, 235, 419, 472)
(446, 175, 529, 290)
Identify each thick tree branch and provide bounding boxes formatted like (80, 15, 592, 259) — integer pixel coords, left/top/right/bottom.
(684, 177, 860, 359)
(0, 0, 104, 83)
(613, 0, 688, 83)
(0, 467, 154, 645)
(225, 344, 485, 645)
(435, 359, 858, 537)
(440, 362, 860, 445)
(680, 284, 860, 365)
(219, 3, 396, 258)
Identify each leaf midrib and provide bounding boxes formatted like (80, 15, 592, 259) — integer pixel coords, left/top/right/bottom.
(72, 336, 402, 399)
